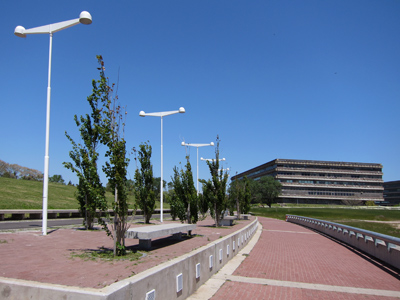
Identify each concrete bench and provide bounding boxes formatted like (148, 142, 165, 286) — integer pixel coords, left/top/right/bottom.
(125, 223, 197, 250)
(241, 214, 251, 220)
(218, 216, 236, 226)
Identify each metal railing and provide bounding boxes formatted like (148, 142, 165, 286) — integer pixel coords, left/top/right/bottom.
(286, 214, 400, 270)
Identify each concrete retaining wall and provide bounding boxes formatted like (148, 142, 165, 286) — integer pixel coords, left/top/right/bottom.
(0, 218, 258, 300)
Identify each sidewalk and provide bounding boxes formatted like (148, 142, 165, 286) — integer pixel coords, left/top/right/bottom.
(192, 217, 400, 300)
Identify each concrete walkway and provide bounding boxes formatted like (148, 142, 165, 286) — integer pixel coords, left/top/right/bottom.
(189, 217, 400, 300)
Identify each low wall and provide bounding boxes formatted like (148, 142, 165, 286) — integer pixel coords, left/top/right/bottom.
(0, 218, 258, 300)
(286, 215, 400, 270)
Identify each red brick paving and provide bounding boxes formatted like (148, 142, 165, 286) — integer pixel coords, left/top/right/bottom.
(211, 217, 400, 300)
(214, 282, 400, 300)
(0, 216, 253, 288)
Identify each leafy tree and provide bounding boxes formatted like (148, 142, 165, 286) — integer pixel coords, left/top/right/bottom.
(166, 188, 185, 221)
(254, 176, 282, 208)
(65, 55, 131, 256)
(134, 142, 156, 224)
(228, 175, 251, 218)
(0, 160, 43, 181)
(153, 177, 166, 201)
(241, 177, 252, 214)
(170, 157, 198, 224)
(199, 136, 229, 226)
(106, 179, 134, 195)
(197, 192, 209, 220)
(49, 174, 65, 184)
(63, 57, 110, 231)
(95, 56, 131, 256)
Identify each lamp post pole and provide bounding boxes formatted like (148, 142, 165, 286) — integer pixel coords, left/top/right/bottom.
(139, 107, 185, 222)
(181, 142, 214, 195)
(14, 11, 92, 236)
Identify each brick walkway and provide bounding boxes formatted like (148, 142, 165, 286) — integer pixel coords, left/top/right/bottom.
(210, 217, 400, 300)
(0, 216, 253, 288)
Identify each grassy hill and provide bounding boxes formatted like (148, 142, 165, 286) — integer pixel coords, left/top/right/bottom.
(0, 177, 136, 209)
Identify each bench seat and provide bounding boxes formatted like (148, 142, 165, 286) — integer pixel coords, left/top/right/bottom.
(218, 216, 236, 226)
(125, 223, 197, 249)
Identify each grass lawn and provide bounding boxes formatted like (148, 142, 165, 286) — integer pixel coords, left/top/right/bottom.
(0, 177, 169, 210)
(250, 206, 400, 238)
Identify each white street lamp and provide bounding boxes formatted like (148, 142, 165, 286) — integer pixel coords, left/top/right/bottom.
(14, 11, 92, 236)
(181, 141, 214, 195)
(200, 157, 226, 162)
(139, 107, 185, 222)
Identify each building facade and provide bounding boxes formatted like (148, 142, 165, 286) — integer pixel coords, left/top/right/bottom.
(382, 180, 400, 206)
(231, 159, 384, 204)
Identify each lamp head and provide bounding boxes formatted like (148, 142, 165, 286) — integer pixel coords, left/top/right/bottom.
(210, 142, 214, 146)
(14, 26, 26, 38)
(139, 111, 146, 117)
(181, 142, 185, 146)
(179, 107, 185, 113)
(79, 11, 92, 25)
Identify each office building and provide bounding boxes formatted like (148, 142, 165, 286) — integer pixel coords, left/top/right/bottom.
(231, 159, 384, 204)
(382, 180, 400, 206)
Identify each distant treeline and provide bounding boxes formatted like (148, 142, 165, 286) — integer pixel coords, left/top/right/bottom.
(0, 160, 43, 181)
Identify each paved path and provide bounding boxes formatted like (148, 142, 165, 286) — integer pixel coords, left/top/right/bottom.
(190, 217, 400, 300)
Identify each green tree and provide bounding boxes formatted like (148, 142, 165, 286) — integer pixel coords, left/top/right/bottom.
(63, 57, 110, 231)
(254, 176, 282, 208)
(197, 193, 209, 220)
(101, 76, 130, 256)
(134, 142, 156, 224)
(153, 177, 166, 201)
(49, 174, 65, 184)
(199, 136, 229, 226)
(241, 176, 252, 214)
(171, 157, 198, 224)
(228, 175, 251, 218)
(165, 189, 184, 221)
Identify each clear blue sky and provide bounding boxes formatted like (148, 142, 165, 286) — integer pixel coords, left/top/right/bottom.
(1, 0, 399, 187)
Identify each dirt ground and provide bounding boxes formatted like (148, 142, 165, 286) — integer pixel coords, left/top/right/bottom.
(0, 216, 254, 289)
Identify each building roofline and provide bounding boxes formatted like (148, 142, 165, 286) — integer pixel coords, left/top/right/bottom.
(232, 158, 383, 180)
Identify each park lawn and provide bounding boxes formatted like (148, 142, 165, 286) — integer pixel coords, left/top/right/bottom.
(250, 207, 400, 238)
(0, 177, 138, 209)
(0, 177, 170, 210)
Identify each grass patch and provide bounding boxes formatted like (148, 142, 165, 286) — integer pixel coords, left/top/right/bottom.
(250, 207, 400, 222)
(339, 221, 400, 238)
(71, 247, 145, 261)
(250, 207, 400, 237)
(0, 177, 171, 210)
(0, 239, 8, 244)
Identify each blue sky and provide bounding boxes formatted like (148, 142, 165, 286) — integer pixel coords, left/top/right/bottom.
(1, 0, 399, 188)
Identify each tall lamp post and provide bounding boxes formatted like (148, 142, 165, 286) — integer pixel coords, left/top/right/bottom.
(200, 157, 226, 162)
(181, 141, 214, 195)
(139, 107, 185, 222)
(14, 11, 92, 236)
